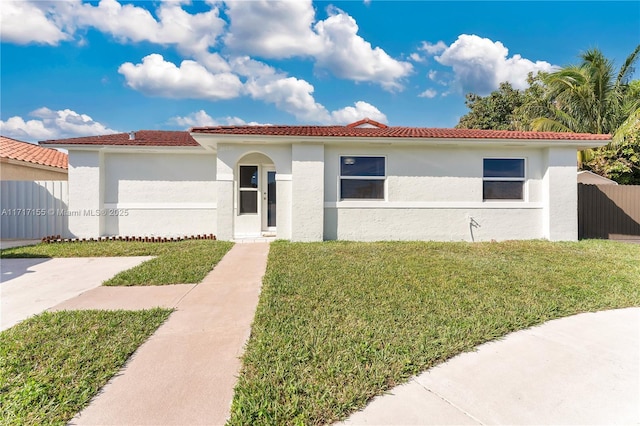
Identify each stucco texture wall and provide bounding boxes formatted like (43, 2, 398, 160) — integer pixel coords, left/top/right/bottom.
(102, 152, 217, 237)
(323, 144, 553, 241)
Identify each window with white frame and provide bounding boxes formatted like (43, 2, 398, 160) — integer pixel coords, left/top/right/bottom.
(483, 158, 525, 200)
(340, 156, 385, 200)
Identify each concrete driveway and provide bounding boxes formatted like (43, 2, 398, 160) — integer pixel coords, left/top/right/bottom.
(340, 307, 640, 425)
(1, 256, 153, 331)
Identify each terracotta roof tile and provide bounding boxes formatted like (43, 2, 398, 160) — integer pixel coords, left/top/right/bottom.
(1, 136, 68, 169)
(191, 125, 611, 141)
(39, 131, 199, 147)
(345, 118, 388, 128)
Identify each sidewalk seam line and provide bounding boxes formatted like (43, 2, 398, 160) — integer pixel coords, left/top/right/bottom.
(173, 282, 200, 307)
(412, 378, 486, 425)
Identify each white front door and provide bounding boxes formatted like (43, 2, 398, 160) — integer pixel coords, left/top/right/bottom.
(235, 164, 276, 238)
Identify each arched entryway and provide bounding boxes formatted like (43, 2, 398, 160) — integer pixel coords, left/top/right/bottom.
(235, 152, 276, 238)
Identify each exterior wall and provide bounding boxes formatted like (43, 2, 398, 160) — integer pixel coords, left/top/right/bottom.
(291, 143, 324, 241)
(0, 160, 68, 181)
(324, 208, 542, 241)
(65, 139, 581, 242)
(67, 151, 103, 237)
(102, 152, 216, 237)
(543, 147, 578, 241)
(323, 144, 549, 241)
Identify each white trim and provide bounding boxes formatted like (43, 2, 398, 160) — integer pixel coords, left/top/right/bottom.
(103, 202, 216, 210)
(324, 201, 543, 209)
(275, 173, 292, 181)
(42, 145, 207, 154)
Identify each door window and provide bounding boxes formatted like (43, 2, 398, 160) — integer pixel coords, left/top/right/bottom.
(239, 166, 258, 214)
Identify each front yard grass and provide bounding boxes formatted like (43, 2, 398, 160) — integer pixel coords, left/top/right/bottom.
(0, 308, 173, 425)
(230, 240, 640, 426)
(0, 240, 233, 285)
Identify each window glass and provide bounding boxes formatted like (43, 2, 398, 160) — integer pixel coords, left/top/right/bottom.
(240, 166, 258, 188)
(239, 191, 257, 214)
(483, 181, 524, 200)
(341, 180, 384, 199)
(483, 159, 524, 178)
(341, 156, 385, 177)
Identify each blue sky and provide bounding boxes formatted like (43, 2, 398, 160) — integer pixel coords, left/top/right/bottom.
(1, 0, 639, 142)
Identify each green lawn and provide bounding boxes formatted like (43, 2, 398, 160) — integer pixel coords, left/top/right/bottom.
(0, 309, 173, 425)
(0, 240, 233, 286)
(229, 240, 640, 426)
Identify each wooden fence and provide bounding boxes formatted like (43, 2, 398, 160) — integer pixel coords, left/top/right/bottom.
(578, 183, 640, 240)
(0, 180, 69, 239)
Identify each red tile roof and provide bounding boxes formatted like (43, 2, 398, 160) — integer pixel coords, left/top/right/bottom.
(346, 118, 388, 128)
(40, 131, 199, 147)
(1, 136, 68, 169)
(191, 125, 611, 141)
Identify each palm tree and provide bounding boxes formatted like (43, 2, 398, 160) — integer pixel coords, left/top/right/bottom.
(531, 45, 640, 165)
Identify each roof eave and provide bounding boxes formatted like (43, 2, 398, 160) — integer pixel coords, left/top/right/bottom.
(191, 133, 610, 150)
(0, 157, 68, 171)
(40, 144, 208, 153)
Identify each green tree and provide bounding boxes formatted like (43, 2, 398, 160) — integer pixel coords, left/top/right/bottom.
(456, 73, 551, 131)
(531, 45, 640, 146)
(585, 121, 640, 184)
(455, 82, 526, 130)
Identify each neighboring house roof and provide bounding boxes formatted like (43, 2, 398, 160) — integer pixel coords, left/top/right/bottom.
(40, 131, 199, 147)
(578, 170, 618, 185)
(1, 136, 68, 169)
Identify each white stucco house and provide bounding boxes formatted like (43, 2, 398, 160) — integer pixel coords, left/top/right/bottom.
(41, 119, 610, 242)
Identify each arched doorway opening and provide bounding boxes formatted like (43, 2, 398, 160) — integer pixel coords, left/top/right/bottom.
(235, 152, 276, 238)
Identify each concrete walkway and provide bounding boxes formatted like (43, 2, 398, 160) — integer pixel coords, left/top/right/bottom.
(1, 256, 153, 331)
(339, 307, 640, 425)
(68, 242, 270, 425)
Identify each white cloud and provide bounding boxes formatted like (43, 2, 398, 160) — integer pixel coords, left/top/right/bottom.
(169, 110, 267, 128)
(418, 89, 438, 99)
(75, 0, 226, 57)
(231, 56, 331, 123)
(330, 101, 387, 125)
(0, 1, 71, 45)
(170, 110, 219, 127)
(0, 107, 118, 141)
(419, 40, 447, 55)
(313, 7, 413, 91)
(4, 1, 411, 90)
(2, 1, 397, 123)
(224, 2, 411, 90)
(435, 34, 556, 94)
(0, 0, 227, 59)
(409, 53, 425, 63)
(118, 54, 243, 100)
(223, 0, 323, 58)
